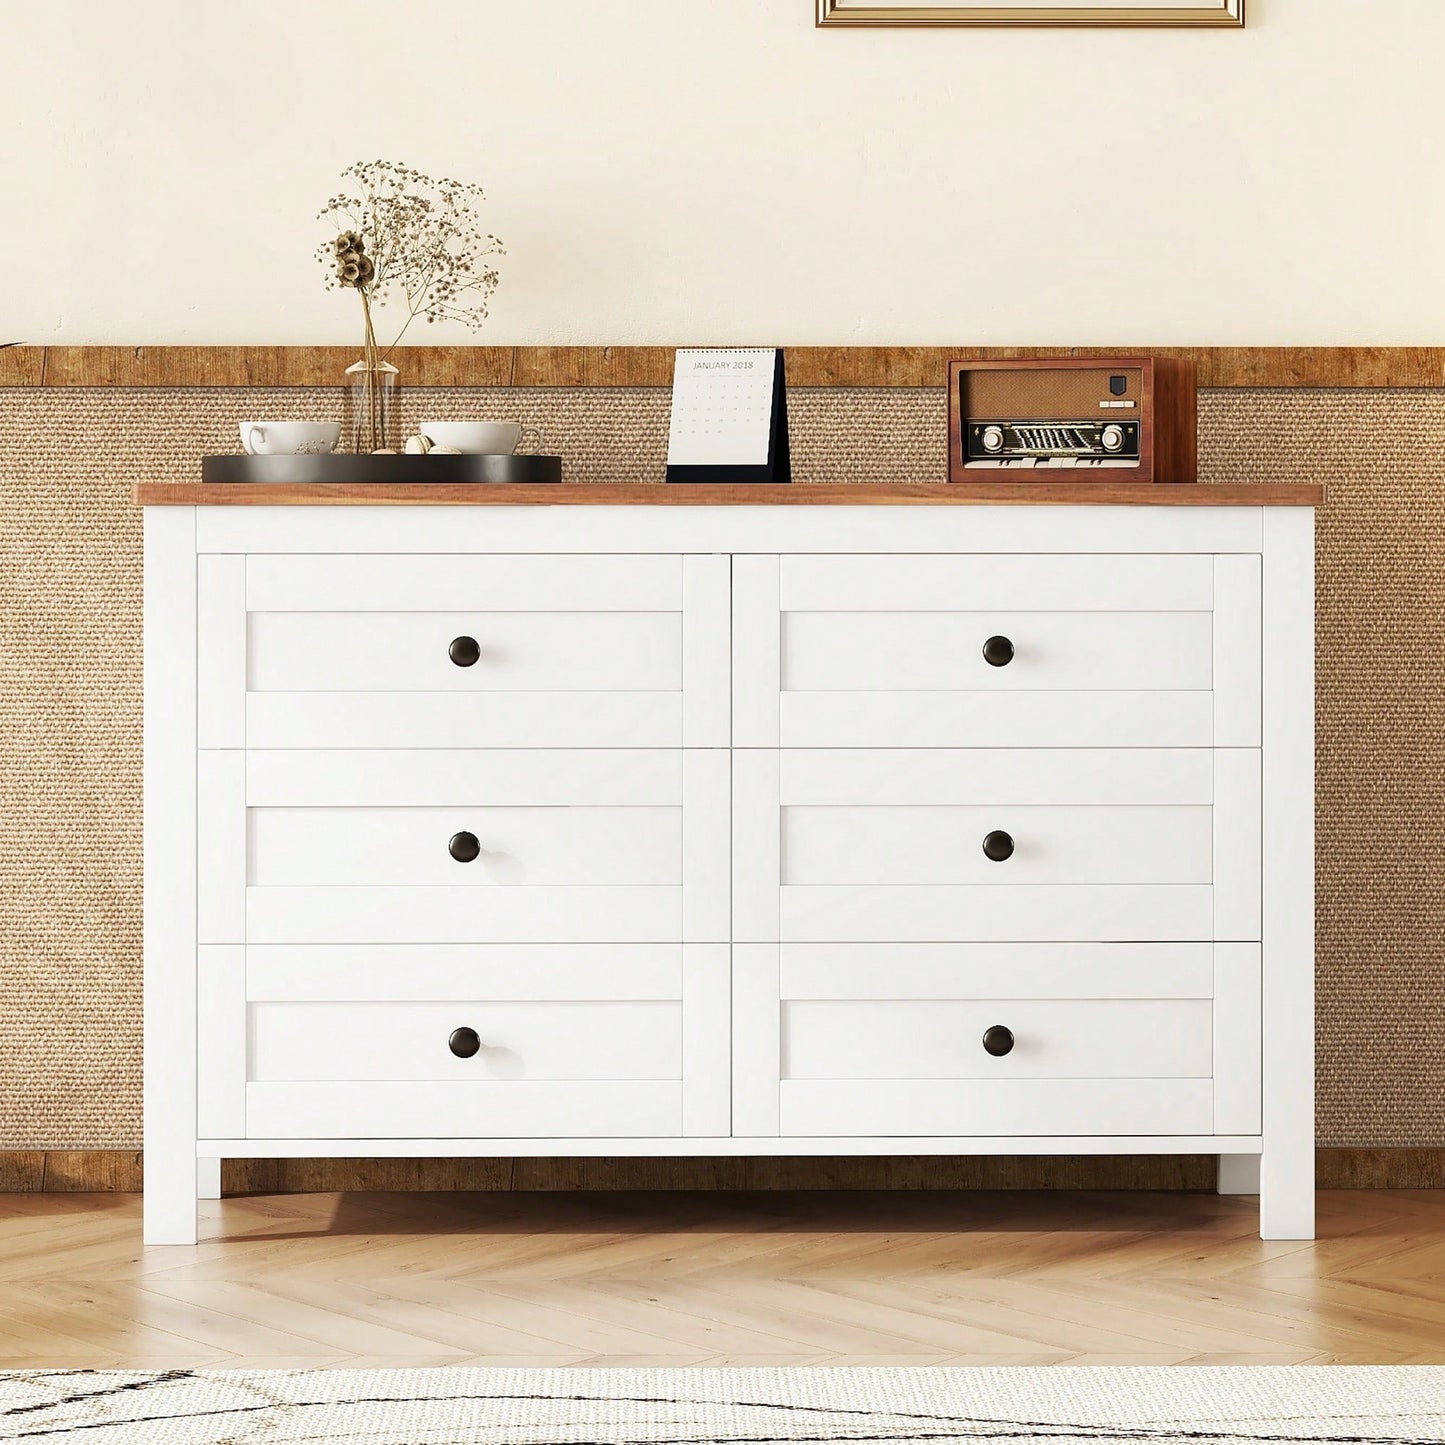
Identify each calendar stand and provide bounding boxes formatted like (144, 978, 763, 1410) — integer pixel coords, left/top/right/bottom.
(665, 347, 791, 485)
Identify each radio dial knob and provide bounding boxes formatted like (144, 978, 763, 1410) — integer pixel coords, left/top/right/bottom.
(981, 425, 1004, 454)
(1101, 424, 1125, 454)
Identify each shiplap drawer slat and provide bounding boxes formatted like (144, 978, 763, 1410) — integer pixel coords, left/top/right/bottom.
(783, 612, 1211, 693)
(247, 943, 684, 1001)
(247, 885, 680, 944)
(246, 750, 681, 808)
(250, 1000, 680, 1082)
(779, 749, 1213, 806)
(250, 611, 680, 693)
(247, 692, 683, 749)
(779, 554, 1214, 612)
(245, 1081, 681, 1138)
(246, 554, 682, 612)
(782, 999, 1213, 1080)
(779, 691, 1217, 748)
(782, 804, 1211, 886)
(249, 806, 679, 887)
(779, 1079, 1214, 1137)
(776, 883, 1216, 944)
(779, 942, 1215, 1000)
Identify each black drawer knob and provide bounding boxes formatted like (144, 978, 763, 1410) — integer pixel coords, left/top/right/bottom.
(982, 635, 1014, 667)
(982, 829, 1014, 862)
(982, 1025, 1015, 1057)
(449, 635, 481, 667)
(449, 831, 481, 863)
(449, 1026, 482, 1059)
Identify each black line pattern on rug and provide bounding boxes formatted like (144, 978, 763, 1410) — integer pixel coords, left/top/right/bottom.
(0, 1371, 195, 1419)
(1, 1380, 1442, 1445)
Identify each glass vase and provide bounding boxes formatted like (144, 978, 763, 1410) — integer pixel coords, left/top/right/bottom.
(345, 357, 399, 454)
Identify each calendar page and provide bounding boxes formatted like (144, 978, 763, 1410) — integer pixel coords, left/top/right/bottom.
(666, 348, 779, 467)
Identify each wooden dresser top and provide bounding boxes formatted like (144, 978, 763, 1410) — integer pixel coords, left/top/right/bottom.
(132, 482, 1323, 507)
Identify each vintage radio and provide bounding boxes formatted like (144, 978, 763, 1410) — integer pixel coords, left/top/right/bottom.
(947, 356, 1196, 484)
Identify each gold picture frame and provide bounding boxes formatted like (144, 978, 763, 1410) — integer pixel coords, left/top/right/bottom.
(817, 1, 1243, 25)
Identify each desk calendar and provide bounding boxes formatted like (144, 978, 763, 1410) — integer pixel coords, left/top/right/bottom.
(665, 347, 791, 484)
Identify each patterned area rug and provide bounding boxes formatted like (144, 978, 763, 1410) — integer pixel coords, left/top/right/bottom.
(0, 1367, 1440, 1444)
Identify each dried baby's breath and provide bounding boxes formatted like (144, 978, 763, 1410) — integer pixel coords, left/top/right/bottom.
(315, 159, 504, 349)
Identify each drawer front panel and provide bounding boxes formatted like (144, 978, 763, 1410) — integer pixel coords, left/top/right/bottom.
(247, 750, 681, 808)
(249, 806, 680, 887)
(779, 691, 1216, 749)
(783, 999, 1212, 1080)
(249, 611, 680, 693)
(247, 885, 680, 944)
(762, 748, 1259, 944)
(778, 1079, 1214, 1137)
(782, 805, 1211, 886)
(783, 612, 1211, 693)
(245, 1081, 681, 1138)
(250, 1001, 680, 1082)
(744, 553, 1262, 751)
(738, 942, 1261, 1140)
(246, 554, 682, 613)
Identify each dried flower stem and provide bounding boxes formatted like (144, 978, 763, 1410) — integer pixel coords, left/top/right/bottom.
(360, 290, 382, 452)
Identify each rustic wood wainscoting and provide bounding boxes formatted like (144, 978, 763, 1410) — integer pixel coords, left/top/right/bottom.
(4, 344, 1443, 1194)
(1, 1149, 1442, 1193)
(7, 343, 1445, 388)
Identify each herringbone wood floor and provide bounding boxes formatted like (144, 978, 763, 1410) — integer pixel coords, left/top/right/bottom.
(2, 1190, 1443, 1369)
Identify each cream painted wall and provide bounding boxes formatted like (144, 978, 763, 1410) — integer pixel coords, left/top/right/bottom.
(1, 0, 1439, 345)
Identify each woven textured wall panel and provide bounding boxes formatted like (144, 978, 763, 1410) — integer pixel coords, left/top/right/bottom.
(0, 385, 1437, 1146)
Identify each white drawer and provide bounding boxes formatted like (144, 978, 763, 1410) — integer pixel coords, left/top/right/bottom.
(755, 942, 1261, 1139)
(783, 611, 1211, 693)
(249, 806, 679, 887)
(250, 1000, 680, 1082)
(783, 999, 1212, 1080)
(764, 553, 1261, 750)
(206, 749, 729, 946)
(249, 610, 680, 693)
(772, 749, 1258, 941)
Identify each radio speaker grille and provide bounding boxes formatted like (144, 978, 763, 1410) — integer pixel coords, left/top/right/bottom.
(964, 368, 1143, 420)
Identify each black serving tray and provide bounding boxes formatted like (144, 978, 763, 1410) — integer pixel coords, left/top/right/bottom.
(202, 453, 563, 485)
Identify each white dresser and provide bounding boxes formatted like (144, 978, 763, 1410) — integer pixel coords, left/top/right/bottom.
(139, 485, 1318, 1244)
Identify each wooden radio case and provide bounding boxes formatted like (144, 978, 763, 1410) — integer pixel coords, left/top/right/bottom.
(947, 356, 1197, 485)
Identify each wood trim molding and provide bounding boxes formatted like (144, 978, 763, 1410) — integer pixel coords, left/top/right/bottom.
(4, 345, 1445, 390)
(1, 1149, 1439, 1193)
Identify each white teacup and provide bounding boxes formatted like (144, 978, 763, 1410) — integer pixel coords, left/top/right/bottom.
(239, 421, 341, 456)
(421, 421, 541, 455)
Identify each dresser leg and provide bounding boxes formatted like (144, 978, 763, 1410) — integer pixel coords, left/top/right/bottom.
(143, 1152, 199, 1245)
(1258, 1142, 1316, 1240)
(1217, 1154, 1261, 1194)
(197, 1158, 222, 1200)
